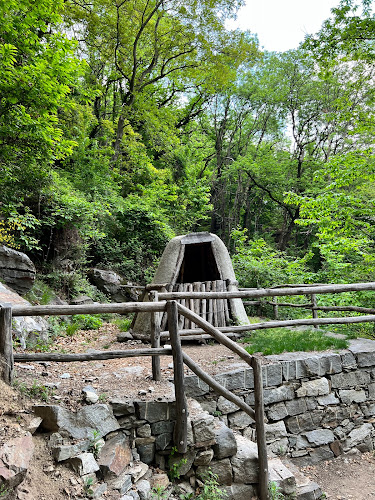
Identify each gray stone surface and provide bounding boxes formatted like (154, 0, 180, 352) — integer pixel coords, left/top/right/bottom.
(70, 453, 99, 476)
(134, 437, 155, 464)
(192, 412, 216, 444)
(217, 396, 242, 414)
(285, 398, 307, 416)
(0, 433, 34, 489)
(135, 401, 175, 423)
(330, 370, 371, 389)
(296, 378, 329, 398)
(135, 479, 151, 500)
(0, 245, 36, 294)
(304, 429, 335, 446)
(33, 404, 120, 439)
(169, 448, 196, 476)
(228, 410, 254, 430)
(338, 389, 366, 404)
(221, 484, 256, 500)
(197, 458, 233, 486)
(265, 421, 287, 442)
(109, 472, 132, 495)
(263, 364, 283, 387)
(98, 433, 132, 477)
(263, 385, 295, 405)
(267, 402, 288, 421)
(317, 394, 339, 406)
(297, 481, 323, 500)
(344, 423, 373, 450)
(268, 458, 296, 495)
(194, 449, 214, 466)
(110, 400, 135, 417)
(212, 421, 237, 459)
(230, 434, 258, 483)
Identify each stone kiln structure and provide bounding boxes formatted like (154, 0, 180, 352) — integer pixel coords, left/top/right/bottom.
(131, 232, 249, 338)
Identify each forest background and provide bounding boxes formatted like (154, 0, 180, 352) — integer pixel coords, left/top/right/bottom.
(1, 0, 375, 313)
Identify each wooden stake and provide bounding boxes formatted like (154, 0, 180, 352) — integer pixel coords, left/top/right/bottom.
(0, 303, 14, 384)
(167, 301, 188, 453)
(150, 291, 161, 381)
(252, 358, 269, 500)
(311, 294, 318, 329)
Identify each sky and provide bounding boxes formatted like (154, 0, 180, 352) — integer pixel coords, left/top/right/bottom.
(228, 0, 340, 52)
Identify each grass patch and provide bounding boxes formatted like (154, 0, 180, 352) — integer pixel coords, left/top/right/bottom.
(242, 328, 348, 355)
(112, 315, 133, 332)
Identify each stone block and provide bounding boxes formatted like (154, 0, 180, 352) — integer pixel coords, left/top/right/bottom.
(217, 396, 243, 415)
(286, 412, 322, 434)
(33, 404, 120, 440)
(263, 385, 295, 405)
(295, 435, 310, 450)
(267, 437, 289, 456)
(135, 479, 151, 500)
(304, 429, 335, 446)
(155, 433, 172, 451)
(265, 421, 287, 442)
(135, 437, 155, 464)
(296, 378, 329, 398)
(169, 449, 196, 476)
(230, 435, 258, 483)
(267, 402, 288, 421)
(110, 400, 135, 417)
(268, 458, 296, 495)
(344, 423, 373, 450)
(137, 424, 151, 438)
(135, 402, 175, 423)
(368, 383, 375, 399)
(184, 376, 209, 397)
(228, 410, 254, 430)
(70, 453, 99, 476)
(198, 399, 217, 414)
(302, 353, 342, 376)
(98, 433, 132, 477)
(341, 351, 357, 369)
(331, 370, 371, 389)
(297, 481, 323, 500)
(263, 364, 283, 387)
(317, 394, 339, 406)
(192, 413, 215, 443)
(221, 484, 256, 500)
(109, 473, 132, 495)
(212, 421, 237, 459)
(52, 440, 91, 462)
(197, 458, 233, 486)
(150, 421, 174, 435)
(338, 389, 366, 404)
(214, 369, 250, 391)
(357, 352, 375, 368)
(285, 398, 307, 416)
(0, 433, 34, 489)
(194, 449, 214, 466)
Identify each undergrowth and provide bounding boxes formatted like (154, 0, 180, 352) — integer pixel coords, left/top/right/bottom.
(242, 327, 348, 355)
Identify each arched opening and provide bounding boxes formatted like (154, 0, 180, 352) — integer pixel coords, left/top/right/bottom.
(177, 242, 221, 283)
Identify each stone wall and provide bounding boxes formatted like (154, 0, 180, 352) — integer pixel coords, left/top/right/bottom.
(184, 338, 375, 467)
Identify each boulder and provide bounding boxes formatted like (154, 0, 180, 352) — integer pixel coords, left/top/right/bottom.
(88, 269, 138, 302)
(0, 281, 48, 348)
(0, 245, 35, 295)
(0, 433, 34, 489)
(98, 433, 132, 477)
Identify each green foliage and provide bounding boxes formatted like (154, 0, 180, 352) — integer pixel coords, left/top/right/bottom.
(268, 481, 285, 500)
(14, 379, 54, 402)
(168, 447, 188, 481)
(71, 315, 102, 330)
(231, 228, 314, 288)
(112, 316, 133, 332)
(196, 470, 226, 500)
(242, 328, 348, 356)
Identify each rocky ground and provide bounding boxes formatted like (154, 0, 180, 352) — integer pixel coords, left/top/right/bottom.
(3, 323, 375, 499)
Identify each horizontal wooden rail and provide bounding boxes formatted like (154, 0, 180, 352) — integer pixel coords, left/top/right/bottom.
(158, 282, 375, 300)
(12, 301, 167, 317)
(160, 313, 375, 338)
(182, 351, 255, 419)
(14, 347, 172, 362)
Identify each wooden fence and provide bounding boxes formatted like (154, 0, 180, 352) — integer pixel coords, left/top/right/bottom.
(3, 281, 375, 499)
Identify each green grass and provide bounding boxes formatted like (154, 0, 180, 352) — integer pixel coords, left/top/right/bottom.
(242, 327, 348, 355)
(112, 315, 133, 331)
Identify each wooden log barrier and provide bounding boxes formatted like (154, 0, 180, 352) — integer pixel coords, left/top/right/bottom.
(0, 303, 14, 384)
(167, 301, 188, 453)
(150, 291, 161, 381)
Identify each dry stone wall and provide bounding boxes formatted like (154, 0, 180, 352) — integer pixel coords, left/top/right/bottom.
(184, 338, 375, 467)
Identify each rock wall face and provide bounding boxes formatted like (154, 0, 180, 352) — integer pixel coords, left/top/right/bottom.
(184, 339, 375, 467)
(0, 245, 36, 295)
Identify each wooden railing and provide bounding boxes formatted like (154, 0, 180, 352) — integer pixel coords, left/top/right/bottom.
(0, 298, 269, 499)
(3, 281, 375, 499)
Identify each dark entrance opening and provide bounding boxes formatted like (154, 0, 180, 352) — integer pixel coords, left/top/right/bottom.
(177, 242, 221, 283)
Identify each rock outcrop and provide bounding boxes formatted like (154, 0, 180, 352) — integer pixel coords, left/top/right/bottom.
(0, 245, 35, 295)
(88, 269, 138, 302)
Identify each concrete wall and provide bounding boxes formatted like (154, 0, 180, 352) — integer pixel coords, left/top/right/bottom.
(184, 339, 375, 466)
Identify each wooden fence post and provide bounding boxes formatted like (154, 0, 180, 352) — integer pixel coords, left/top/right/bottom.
(0, 303, 14, 384)
(252, 357, 269, 500)
(272, 296, 278, 320)
(311, 294, 318, 329)
(167, 300, 188, 454)
(150, 291, 161, 381)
